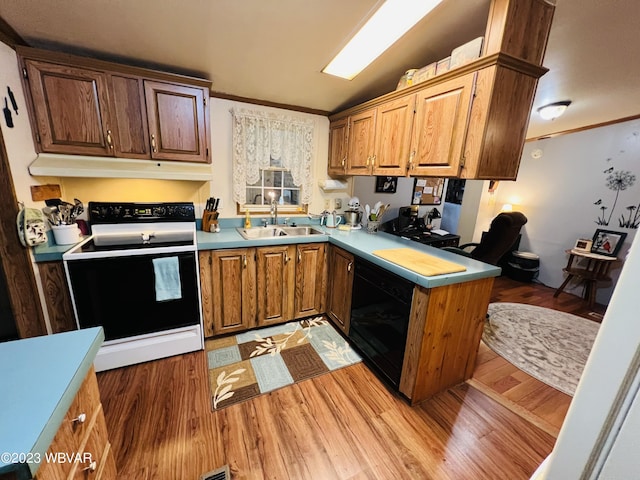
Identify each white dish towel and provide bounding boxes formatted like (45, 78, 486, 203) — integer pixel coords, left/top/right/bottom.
(152, 256, 182, 301)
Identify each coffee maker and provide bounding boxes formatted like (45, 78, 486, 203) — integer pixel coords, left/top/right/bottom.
(344, 197, 363, 229)
(398, 205, 419, 231)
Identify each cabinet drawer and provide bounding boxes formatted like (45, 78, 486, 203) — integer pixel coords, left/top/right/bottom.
(68, 405, 110, 480)
(35, 368, 102, 480)
(65, 368, 102, 449)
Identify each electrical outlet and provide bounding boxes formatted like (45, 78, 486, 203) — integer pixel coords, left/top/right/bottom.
(324, 199, 331, 210)
(334, 198, 342, 209)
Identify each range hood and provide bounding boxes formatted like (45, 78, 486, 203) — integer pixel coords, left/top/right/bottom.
(28, 153, 214, 181)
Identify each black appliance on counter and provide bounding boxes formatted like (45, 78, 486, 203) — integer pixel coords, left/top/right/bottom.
(348, 257, 414, 389)
(63, 202, 203, 371)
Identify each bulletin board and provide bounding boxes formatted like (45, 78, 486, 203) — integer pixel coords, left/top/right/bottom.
(412, 177, 444, 205)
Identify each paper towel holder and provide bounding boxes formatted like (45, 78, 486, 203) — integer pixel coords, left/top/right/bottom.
(318, 179, 349, 191)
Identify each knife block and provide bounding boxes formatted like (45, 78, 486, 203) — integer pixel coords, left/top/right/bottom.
(202, 211, 218, 232)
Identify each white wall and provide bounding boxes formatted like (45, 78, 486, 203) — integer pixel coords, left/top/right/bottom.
(542, 232, 640, 478)
(352, 176, 445, 229)
(483, 119, 640, 304)
(207, 98, 339, 220)
(0, 42, 57, 207)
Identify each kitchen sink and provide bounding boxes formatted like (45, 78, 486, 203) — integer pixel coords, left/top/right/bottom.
(236, 225, 324, 240)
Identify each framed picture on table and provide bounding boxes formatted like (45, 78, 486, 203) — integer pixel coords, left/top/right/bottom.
(591, 229, 627, 257)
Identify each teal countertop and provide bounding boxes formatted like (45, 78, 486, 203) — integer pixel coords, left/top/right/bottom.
(0, 327, 104, 478)
(33, 219, 500, 288)
(198, 227, 500, 288)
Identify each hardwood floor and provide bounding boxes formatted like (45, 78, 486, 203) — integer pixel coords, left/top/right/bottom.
(471, 276, 605, 437)
(97, 277, 600, 480)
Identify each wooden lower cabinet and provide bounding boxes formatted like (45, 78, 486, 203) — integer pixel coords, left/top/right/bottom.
(200, 243, 328, 337)
(199, 249, 256, 337)
(36, 366, 116, 480)
(256, 245, 296, 327)
(37, 262, 77, 334)
(294, 244, 327, 319)
(326, 245, 354, 334)
(400, 277, 495, 404)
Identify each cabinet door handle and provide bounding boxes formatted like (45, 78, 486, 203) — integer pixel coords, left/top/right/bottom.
(83, 461, 97, 473)
(285, 253, 290, 263)
(372, 155, 376, 167)
(151, 134, 157, 153)
(347, 261, 353, 272)
(408, 150, 416, 170)
(243, 255, 247, 268)
(298, 250, 302, 263)
(366, 156, 370, 166)
(106, 130, 114, 149)
(341, 158, 346, 168)
(72, 413, 87, 424)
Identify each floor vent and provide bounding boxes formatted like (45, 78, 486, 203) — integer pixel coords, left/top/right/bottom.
(588, 312, 604, 321)
(200, 465, 230, 480)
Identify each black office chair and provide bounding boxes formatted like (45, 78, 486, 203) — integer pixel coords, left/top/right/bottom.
(443, 211, 528, 265)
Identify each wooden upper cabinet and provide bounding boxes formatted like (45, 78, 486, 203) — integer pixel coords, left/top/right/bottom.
(24, 60, 114, 156)
(144, 81, 208, 163)
(372, 95, 415, 176)
(326, 0, 554, 181)
(108, 74, 150, 159)
(409, 73, 475, 177)
(294, 243, 327, 319)
(256, 245, 296, 327)
(328, 117, 348, 176)
(346, 108, 376, 175)
(18, 46, 212, 164)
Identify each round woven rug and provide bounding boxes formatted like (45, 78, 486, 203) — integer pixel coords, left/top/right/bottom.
(484, 303, 600, 396)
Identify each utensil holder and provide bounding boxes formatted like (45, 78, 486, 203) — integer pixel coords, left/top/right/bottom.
(52, 224, 81, 245)
(366, 221, 380, 234)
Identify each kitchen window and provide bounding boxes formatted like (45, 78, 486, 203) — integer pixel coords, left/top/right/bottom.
(231, 107, 314, 214)
(245, 160, 302, 212)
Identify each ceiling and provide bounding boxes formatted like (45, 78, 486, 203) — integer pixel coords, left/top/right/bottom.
(1, 0, 638, 140)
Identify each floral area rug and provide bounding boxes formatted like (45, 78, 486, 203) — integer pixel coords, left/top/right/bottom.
(484, 303, 600, 396)
(205, 316, 361, 410)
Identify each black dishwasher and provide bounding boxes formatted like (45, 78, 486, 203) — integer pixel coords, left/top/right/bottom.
(348, 257, 414, 389)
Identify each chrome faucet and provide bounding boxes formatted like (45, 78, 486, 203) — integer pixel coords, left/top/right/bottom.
(270, 195, 278, 225)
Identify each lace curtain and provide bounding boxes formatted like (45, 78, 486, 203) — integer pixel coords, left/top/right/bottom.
(231, 108, 315, 205)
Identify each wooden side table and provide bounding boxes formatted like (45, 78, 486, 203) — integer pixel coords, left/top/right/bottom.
(553, 249, 618, 307)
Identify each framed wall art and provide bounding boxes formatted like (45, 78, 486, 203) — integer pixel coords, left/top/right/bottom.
(591, 229, 627, 257)
(375, 176, 397, 193)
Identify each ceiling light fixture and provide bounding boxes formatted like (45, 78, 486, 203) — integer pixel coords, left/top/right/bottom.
(322, 0, 443, 80)
(537, 100, 572, 120)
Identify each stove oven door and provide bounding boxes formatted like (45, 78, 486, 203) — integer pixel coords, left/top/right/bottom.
(65, 251, 200, 341)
